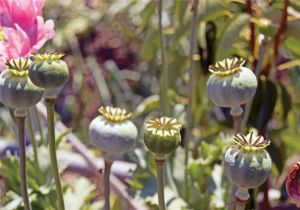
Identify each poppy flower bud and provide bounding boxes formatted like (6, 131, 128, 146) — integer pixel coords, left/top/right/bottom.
(0, 58, 43, 109)
(89, 106, 138, 161)
(144, 117, 182, 155)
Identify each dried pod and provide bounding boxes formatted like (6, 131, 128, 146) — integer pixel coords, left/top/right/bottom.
(29, 53, 69, 90)
(0, 58, 43, 109)
(224, 132, 272, 189)
(144, 117, 182, 155)
(89, 106, 138, 160)
(206, 57, 257, 110)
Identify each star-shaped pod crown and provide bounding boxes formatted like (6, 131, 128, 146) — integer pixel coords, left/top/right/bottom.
(6, 58, 31, 76)
(144, 117, 182, 137)
(32, 52, 64, 61)
(233, 132, 270, 151)
(99, 106, 132, 122)
(209, 57, 245, 76)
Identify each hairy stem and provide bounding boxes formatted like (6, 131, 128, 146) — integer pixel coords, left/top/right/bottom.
(26, 109, 39, 169)
(155, 154, 166, 210)
(45, 99, 65, 210)
(158, 0, 169, 116)
(103, 160, 113, 210)
(15, 110, 31, 210)
(184, 0, 199, 201)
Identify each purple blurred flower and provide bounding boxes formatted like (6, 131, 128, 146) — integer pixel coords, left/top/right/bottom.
(286, 162, 300, 207)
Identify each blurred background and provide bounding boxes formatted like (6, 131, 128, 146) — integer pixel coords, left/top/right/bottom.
(2, 0, 300, 209)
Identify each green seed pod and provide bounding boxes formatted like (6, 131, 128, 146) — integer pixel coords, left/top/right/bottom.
(144, 117, 182, 155)
(206, 58, 257, 110)
(224, 132, 272, 189)
(0, 58, 44, 109)
(89, 106, 138, 161)
(29, 53, 69, 90)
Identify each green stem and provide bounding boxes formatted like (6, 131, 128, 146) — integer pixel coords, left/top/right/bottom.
(155, 154, 166, 210)
(184, 0, 199, 201)
(103, 160, 113, 210)
(158, 0, 169, 116)
(15, 110, 31, 210)
(45, 99, 65, 210)
(34, 106, 44, 144)
(228, 108, 243, 210)
(26, 109, 40, 170)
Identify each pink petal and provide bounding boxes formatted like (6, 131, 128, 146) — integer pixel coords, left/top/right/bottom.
(31, 17, 55, 52)
(2, 25, 31, 59)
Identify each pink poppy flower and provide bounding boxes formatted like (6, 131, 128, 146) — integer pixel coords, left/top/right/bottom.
(286, 162, 300, 207)
(0, 0, 54, 69)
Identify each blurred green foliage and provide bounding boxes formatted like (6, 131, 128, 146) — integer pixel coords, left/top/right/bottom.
(2, 0, 300, 209)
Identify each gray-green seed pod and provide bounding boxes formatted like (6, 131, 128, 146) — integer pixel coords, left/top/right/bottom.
(0, 59, 43, 109)
(29, 53, 69, 90)
(89, 106, 138, 161)
(224, 132, 272, 189)
(206, 57, 257, 109)
(144, 117, 182, 155)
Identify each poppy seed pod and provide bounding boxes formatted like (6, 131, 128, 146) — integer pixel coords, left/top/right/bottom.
(144, 117, 182, 155)
(89, 106, 138, 161)
(206, 58, 257, 114)
(0, 58, 44, 109)
(224, 132, 272, 190)
(29, 53, 69, 91)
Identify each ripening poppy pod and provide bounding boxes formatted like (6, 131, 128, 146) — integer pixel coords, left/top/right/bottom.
(206, 57, 258, 116)
(144, 117, 182, 155)
(224, 132, 272, 200)
(89, 106, 138, 161)
(286, 162, 300, 207)
(29, 52, 69, 99)
(0, 58, 44, 109)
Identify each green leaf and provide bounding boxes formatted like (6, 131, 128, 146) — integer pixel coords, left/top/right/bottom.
(285, 19, 300, 40)
(283, 37, 300, 57)
(216, 14, 250, 60)
(133, 95, 160, 117)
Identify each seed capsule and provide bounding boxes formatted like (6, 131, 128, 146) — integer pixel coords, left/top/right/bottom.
(89, 106, 138, 160)
(29, 53, 69, 90)
(0, 58, 43, 109)
(224, 132, 272, 189)
(144, 117, 182, 155)
(206, 57, 257, 109)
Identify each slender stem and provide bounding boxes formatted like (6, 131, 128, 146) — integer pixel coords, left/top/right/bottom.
(235, 187, 250, 210)
(26, 109, 40, 169)
(34, 106, 44, 144)
(228, 107, 243, 210)
(15, 110, 31, 210)
(158, 0, 169, 116)
(155, 154, 166, 210)
(184, 0, 199, 201)
(45, 98, 65, 210)
(103, 160, 113, 210)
